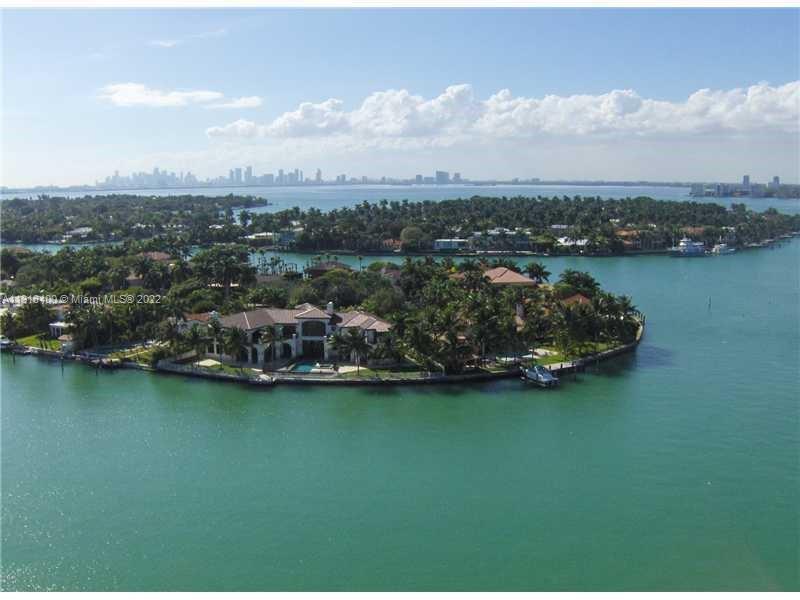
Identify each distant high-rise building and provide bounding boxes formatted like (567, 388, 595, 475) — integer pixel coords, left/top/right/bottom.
(277, 169, 284, 185)
(452, 172, 462, 183)
(245, 166, 253, 183)
(772, 176, 780, 188)
(315, 168, 322, 183)
(234, 168, 243, 184)
(415, 174, 423, 184)
(435, 170, 450, 185)
(229, 169, 235, 183)
(742, 175, 750, 188)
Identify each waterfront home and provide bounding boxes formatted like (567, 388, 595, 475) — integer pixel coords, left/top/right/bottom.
(483, 267, 537, 287)
(453, 267, 537, 288)
(433, 238, 470, 252)
(206, 302, 391, 365)
(304, 261, 353, 279)
(177, 312, 214, 333)
(557, 236, 590, 250)
(64, 226, 93, 240)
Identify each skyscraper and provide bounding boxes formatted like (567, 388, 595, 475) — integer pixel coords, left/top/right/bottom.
(245, 166, 253, 184)
(435, 170, 450, 185)
(415, 174, 423, 184)
(315, 168, 322, 183)
(742, 175, 750, 188)
(234, 168, 243, 184)
(229, 169, 235, 183)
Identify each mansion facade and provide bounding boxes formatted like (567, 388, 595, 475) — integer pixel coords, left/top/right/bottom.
(187, 302, 391, 366)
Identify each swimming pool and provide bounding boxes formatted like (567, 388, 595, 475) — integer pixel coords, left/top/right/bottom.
(290, 363, 315, 373)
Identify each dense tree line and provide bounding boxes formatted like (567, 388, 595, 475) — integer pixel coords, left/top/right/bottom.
(248, 195, 800, 253)
(3, 194, 797, 254)
(0, 194, 267, 243)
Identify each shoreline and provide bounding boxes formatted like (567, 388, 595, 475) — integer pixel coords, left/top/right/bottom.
(5, 233, 796, 258)
(4, 321, 645, 388)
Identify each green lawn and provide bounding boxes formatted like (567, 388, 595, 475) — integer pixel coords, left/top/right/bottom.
(205, 362, 248, 377)
(337, 367, 430, 380)
(533, 340, 625, 366)
(109, 345, 160, 365)
(17, 333, 61, 351)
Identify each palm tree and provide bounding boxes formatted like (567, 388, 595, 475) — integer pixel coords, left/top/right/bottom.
(330, 328, 370, 374)
(134, 256, 154, 280)
(207, 317, 222, 355)
(525, 261, 551, 283)
(259, 326, 279, 369)
(222, 327, 248, 374)
(186, 324, 205, 367)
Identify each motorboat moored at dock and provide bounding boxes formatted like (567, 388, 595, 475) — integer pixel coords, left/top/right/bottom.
(711, 243, 736, 255)
(668, 237, 706, 257)
(521, 364, 560, 387)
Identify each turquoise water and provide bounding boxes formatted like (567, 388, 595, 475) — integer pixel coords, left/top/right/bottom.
(291, 363, 315, 373)
(2, 240, 798, 591)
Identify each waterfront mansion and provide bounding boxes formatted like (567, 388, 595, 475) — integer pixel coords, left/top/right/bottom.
(182, 302, 392, 366)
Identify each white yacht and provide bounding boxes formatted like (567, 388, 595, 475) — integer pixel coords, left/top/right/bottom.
(711, 243, 735, 255)
(669, 237, 706, 257)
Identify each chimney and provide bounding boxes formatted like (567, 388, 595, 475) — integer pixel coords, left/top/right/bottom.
(326, 301, 334, 315)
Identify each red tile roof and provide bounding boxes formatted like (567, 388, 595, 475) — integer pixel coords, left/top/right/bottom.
(483, 267, 537, 286)
(562, 293, 592, 306)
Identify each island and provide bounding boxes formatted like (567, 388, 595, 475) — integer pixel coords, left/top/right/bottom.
(0, 241, 643, 384)
(1, 193, 798, 255)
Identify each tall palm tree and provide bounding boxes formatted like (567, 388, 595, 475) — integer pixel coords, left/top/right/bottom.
(186, 324, 205, 367)
(222, 327, 249, 374)
(207, 317, 222, 355)
(259, 326, 279, 368)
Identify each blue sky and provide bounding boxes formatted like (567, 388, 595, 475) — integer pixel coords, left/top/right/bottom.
(3, 8, 799, 186)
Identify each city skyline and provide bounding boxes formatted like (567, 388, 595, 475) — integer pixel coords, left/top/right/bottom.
(2, 163, 793, 194)
(3, 8, 799, 187)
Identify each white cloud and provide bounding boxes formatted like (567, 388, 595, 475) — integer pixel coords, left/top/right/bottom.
(208, 96, 264, 109)
(149, 39, 180, 48)
(99, 83, 223, 108)
(207, 81, 800, 143)
(99, 83, 261, 110)
(148, 28, 227, 49)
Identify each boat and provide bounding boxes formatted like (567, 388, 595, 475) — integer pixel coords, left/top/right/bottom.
(0, 337, 14, 352)
(711, 243, 736, 255)
(521, 364, 560, 387)
(668, 237, 706, 257)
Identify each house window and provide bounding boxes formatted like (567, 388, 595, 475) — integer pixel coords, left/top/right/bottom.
(301, 321, 326, 337)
